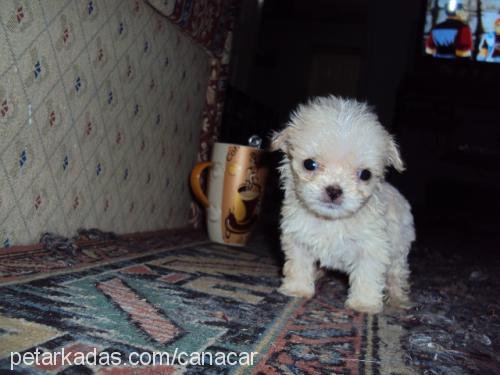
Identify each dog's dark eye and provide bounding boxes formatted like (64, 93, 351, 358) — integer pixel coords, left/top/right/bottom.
(359, 169, 372, 181)
(303, 159, 318, 171)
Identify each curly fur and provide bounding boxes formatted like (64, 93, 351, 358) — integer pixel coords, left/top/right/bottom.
(272, 95, 415, 314)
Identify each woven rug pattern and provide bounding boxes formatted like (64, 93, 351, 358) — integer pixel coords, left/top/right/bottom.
(0, 236, 380, 374)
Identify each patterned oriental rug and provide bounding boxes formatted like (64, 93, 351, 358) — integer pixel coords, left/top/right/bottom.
(1, 231, 499, 374)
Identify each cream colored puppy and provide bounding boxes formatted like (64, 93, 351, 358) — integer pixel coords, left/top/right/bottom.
(272, 95, 415, 314)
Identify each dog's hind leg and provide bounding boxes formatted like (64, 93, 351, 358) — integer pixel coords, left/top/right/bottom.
(385, 252, 411, 309)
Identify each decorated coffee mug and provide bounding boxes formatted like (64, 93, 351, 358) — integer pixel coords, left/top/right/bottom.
(190, 142, 267, 246)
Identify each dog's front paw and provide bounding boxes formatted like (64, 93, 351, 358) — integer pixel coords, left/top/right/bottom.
(278, 281, 315, 299)
(345, 297, 383, 314)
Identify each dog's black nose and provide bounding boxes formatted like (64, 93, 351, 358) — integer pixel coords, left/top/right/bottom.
(325, 185, 343, 201)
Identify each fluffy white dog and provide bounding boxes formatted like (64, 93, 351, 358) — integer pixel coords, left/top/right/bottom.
(272, 95, 415, 314)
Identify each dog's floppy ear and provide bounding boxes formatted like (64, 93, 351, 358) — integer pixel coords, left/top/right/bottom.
(270, 128, 289, 152)
(387, 136, 405, 172)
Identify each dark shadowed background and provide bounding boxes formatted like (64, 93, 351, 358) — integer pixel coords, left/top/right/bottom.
(220, 0, 500, 250)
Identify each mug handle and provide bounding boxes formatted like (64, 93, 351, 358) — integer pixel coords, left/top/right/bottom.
(190, 162, 212, 208)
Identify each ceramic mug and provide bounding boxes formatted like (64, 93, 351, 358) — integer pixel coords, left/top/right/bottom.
(190, 143, 267, 246)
